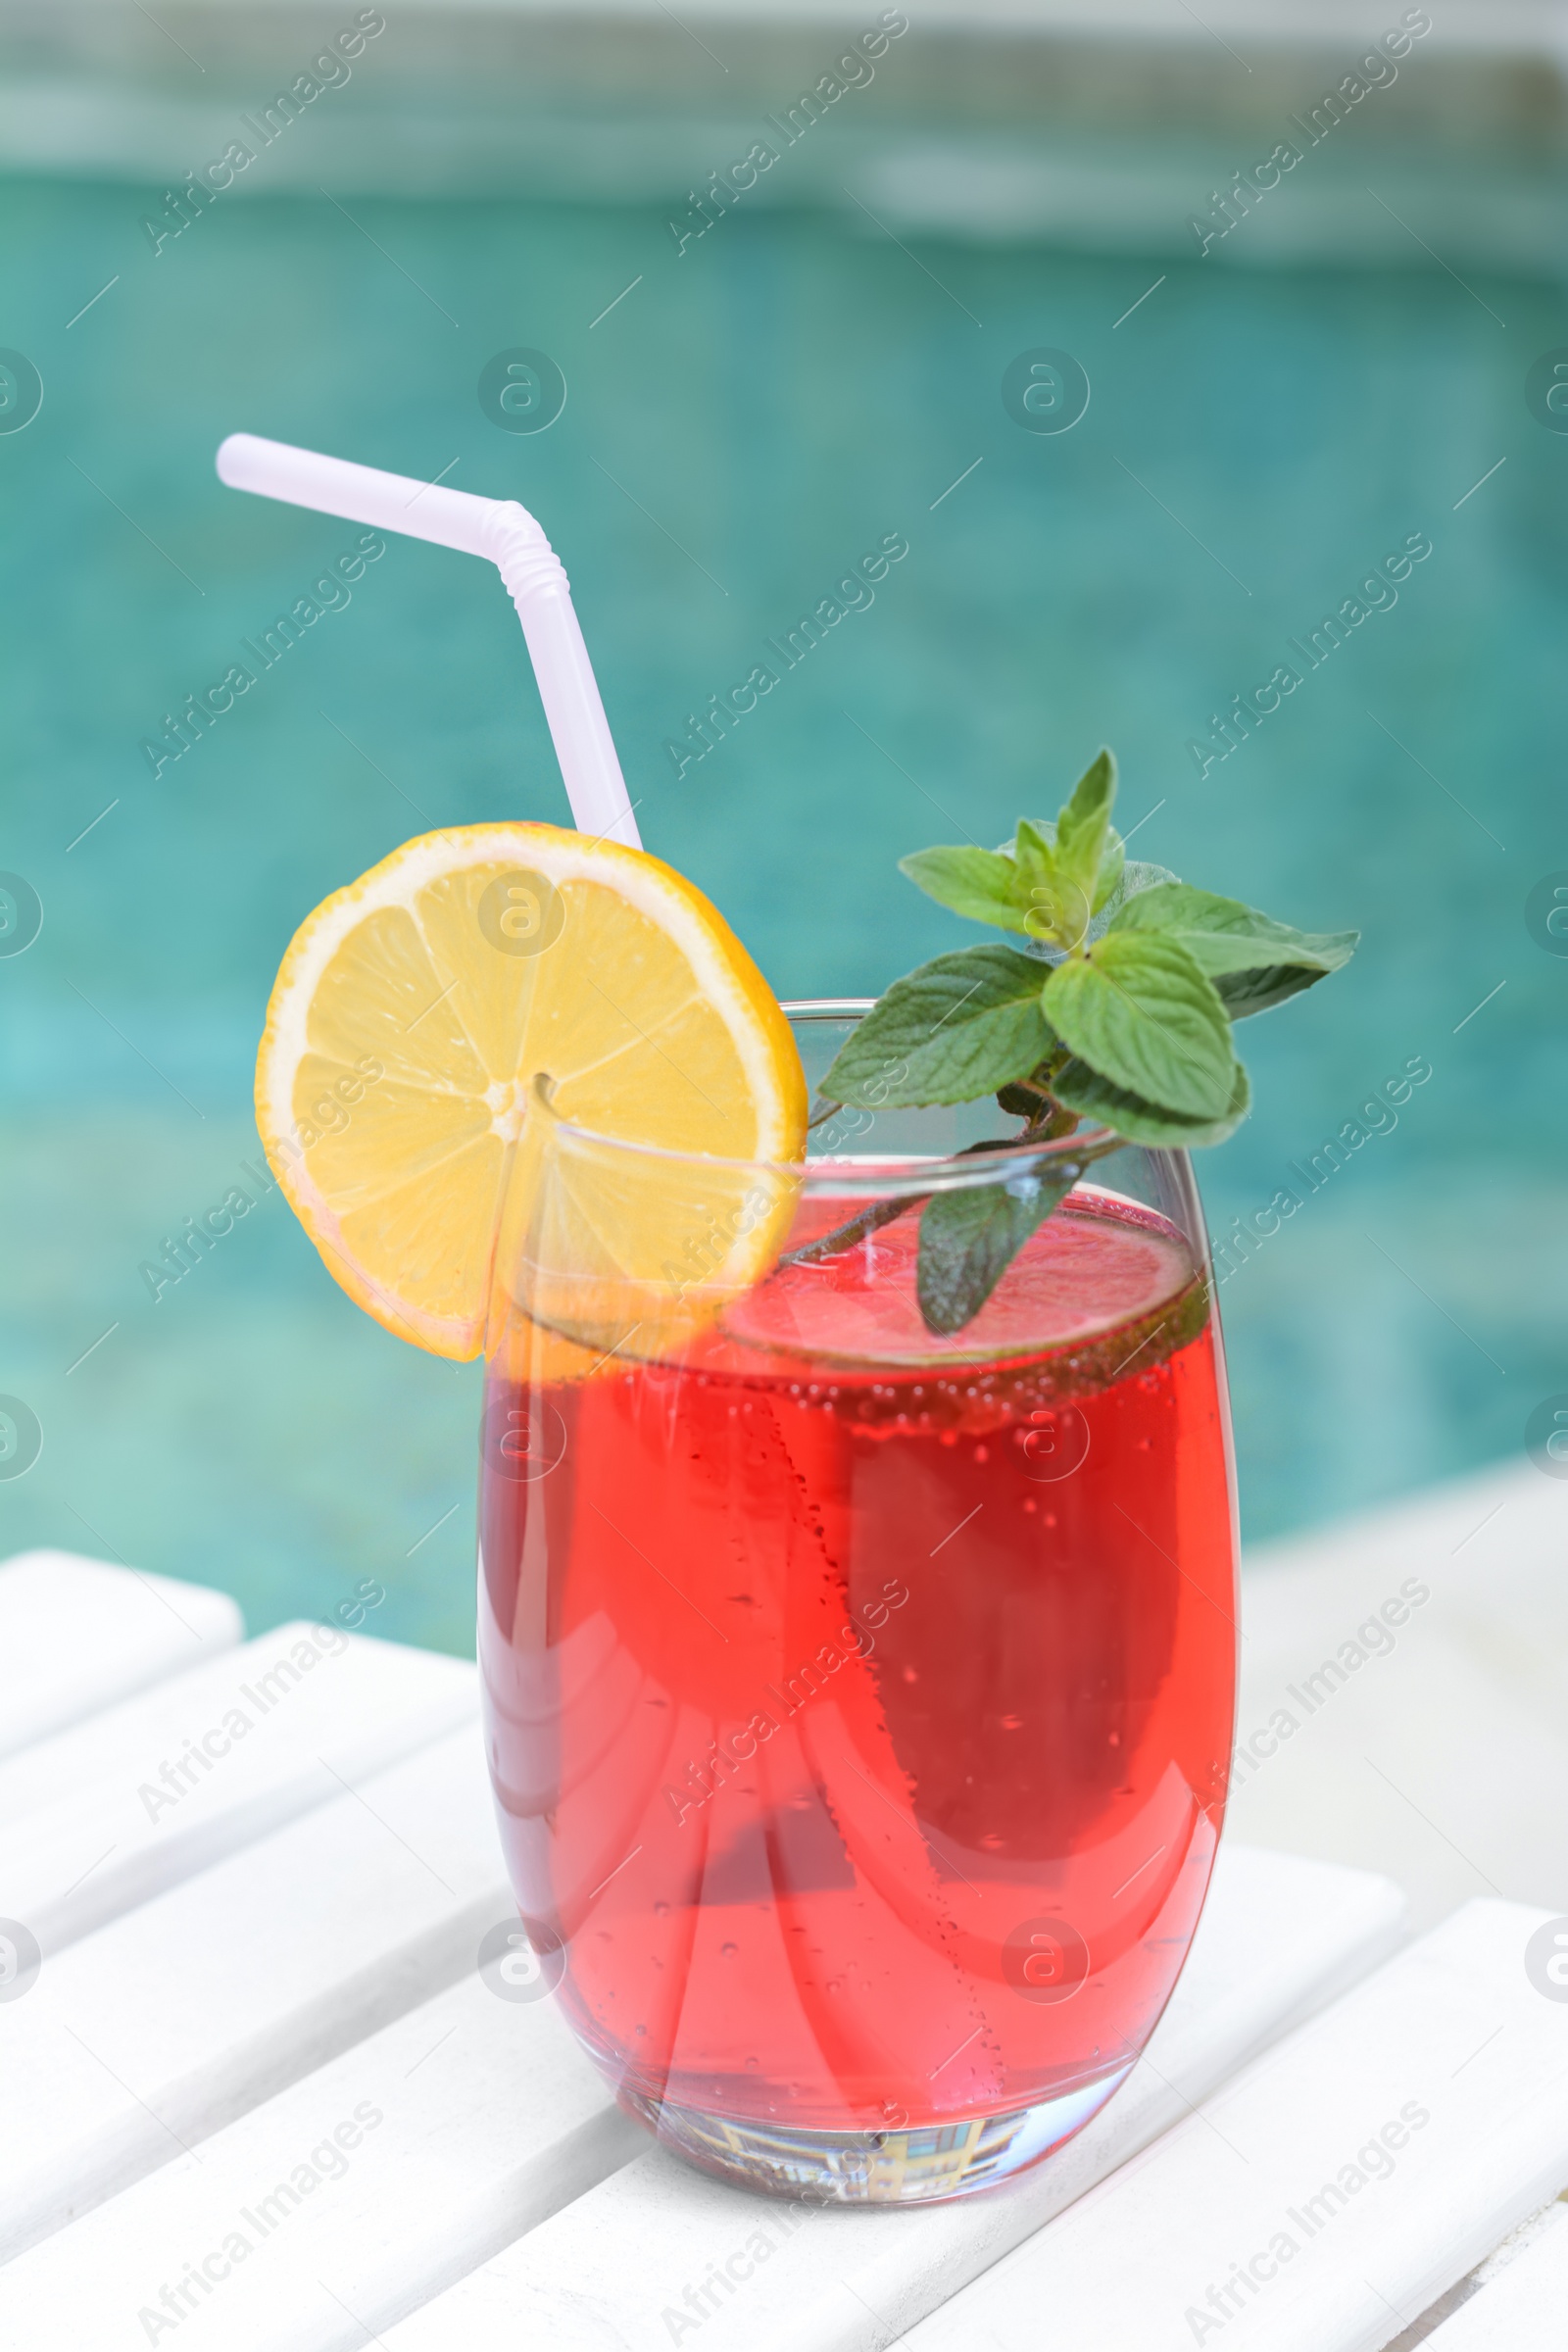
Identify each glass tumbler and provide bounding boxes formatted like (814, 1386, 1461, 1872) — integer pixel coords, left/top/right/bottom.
(477, 1003, 1238, 2203)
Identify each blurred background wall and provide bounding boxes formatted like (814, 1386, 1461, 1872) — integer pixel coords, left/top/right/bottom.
(1, 0, 1565, 1654)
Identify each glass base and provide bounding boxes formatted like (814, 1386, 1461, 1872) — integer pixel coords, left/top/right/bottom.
(622, 2067, 1129, 2205)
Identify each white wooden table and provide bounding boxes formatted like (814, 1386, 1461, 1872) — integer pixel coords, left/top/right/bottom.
(2, 1546, 1564, 2352)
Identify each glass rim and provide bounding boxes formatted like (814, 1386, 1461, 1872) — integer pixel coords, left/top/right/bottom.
(530, 998, 1128, 1200)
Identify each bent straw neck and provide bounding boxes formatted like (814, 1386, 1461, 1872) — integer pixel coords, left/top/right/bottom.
(215, 432, 640, 847)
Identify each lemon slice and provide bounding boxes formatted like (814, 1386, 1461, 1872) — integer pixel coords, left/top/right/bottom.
(256, 823, 807, 1360)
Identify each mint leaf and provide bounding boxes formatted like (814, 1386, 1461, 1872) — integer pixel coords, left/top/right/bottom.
(916, 1158, 1081, 1336)
(1109, 881, 1356, 978)
(1052, 750, 1116, 913)
(820, 945, 1054, 1109)
(898, 846, 1028, 933)
(1012, 818, 1056, 889)
(1212, 963, 1333, 1019)
(1092, 826, 1126, 913)
(1054, 1054, 1251, 1147)
(1005, 813, 1091, 950)
(1110, 887, 1356, 1020)
(1043, 932, 1237, 1118)
(1009, 817, 1090, 950)
(1091, 858, 1179, 935)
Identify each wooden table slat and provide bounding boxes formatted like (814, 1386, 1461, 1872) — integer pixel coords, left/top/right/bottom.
(0, 1548, 242, 1763)
(378, 1845, 1407, 2352)
(0, 1624, 475, 1955)
(1420, 2201, 1568, 2344)
(0, 1972, 646, 2350)
(0, 1725, 514, 2262)
(900, 1898, 1568, 2352)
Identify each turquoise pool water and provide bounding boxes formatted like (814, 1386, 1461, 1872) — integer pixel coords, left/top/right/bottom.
(2, 176, 1566, 1654)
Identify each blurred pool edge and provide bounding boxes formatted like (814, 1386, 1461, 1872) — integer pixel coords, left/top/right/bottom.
(2, 0, 1564, 1650)
(0, 0, 1564, 272)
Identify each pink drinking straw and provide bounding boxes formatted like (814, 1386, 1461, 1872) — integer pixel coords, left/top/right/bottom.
(215, 433, 641, 849)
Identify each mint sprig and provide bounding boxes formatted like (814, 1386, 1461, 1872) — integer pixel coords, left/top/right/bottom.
(819, 750, 1356, 1336)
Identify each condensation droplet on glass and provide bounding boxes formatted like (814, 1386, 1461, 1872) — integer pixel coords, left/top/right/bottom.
(720, 1940, 738, 1958)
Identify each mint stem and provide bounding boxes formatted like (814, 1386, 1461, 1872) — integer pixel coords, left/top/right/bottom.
(778, 1194, 916, 1267)
(778, 1125, 1061, 1271)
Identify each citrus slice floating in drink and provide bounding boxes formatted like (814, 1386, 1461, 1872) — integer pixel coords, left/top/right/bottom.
(255, 823, 808, 1359)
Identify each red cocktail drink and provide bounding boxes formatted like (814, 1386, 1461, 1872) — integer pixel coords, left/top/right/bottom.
(479, 1029, 1237, 2201)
